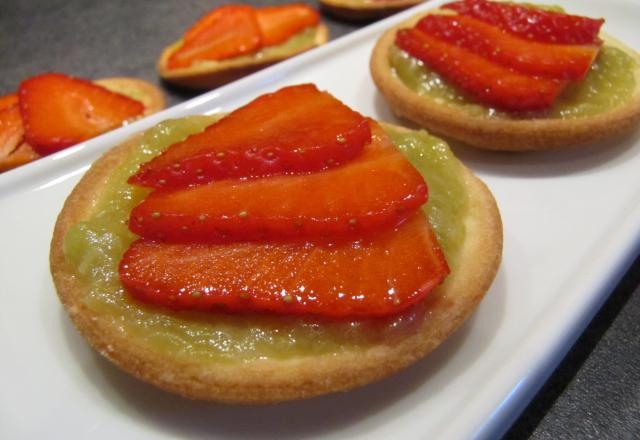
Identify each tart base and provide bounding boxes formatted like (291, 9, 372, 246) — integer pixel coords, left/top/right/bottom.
(50, 123, 502, 403)
(370, 12, 640, 151)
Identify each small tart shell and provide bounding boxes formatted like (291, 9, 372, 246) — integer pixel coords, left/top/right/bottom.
(370, 11, 640, 151)
(158, 25, 329, 90)
(50, 122, 502, 403)
(320, 0, 424, 21)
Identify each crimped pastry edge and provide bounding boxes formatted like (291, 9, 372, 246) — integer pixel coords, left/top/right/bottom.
(157, 25, 329, 90)
(50, 122, 502, 403)
(370, 11, 640, 151)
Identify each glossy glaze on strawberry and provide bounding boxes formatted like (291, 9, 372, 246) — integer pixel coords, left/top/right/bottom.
(19, 73, 144, 155)
(128, 84, 371, 189)
(121, 84, 450, 318)
(167, 5, 262, 69)
(120, 212, 449, 318)
(129, 122, 426, 242)
(416, 14, 599, 80)
(443, 0, 604, 45)
(396, 28, 566, 111)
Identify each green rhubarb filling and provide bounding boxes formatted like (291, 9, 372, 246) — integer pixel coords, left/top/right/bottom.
(170, 27, 318, 69)
(63, 117, 468, 363)
(389, 43, 637, 119)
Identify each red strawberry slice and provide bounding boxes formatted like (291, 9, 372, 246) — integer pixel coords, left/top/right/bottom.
(0, 94, 18, 111)
(256, 4, 320, 47)
(417, 15, 599, 80)
(395, 28, 567, 111)
(0, 105, 25, 162)
(443, 0, 604, 45)
(18, 73, 144, 155)
(128, 84, 371, 189)
(167, 5, 262, 69)
(129, 122, 426, 242)
(120, 211, 449, 318)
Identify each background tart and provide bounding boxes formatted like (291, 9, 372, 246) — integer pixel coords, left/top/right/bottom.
(320, 0, 425, 21)
(0, 76, 165, 172)
(158, 25, 329, 90)
(370, 10, 640, 151)
(50, 119, 502, 403)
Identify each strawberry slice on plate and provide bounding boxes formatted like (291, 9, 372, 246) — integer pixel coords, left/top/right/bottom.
(395, 27, 567, 111)
(256, 3, 320, 47)
(443, 0, 604, 45)
(167, 5, 262, 69)
(416, 14, 599, 80)
(19, 73, 144, 155)
(128, 84, 371, 189)
(128, 122, 426, 242)
(120, 212, 449, 318)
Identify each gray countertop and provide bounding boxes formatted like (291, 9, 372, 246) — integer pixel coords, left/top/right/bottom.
(2, 0, 639, 438)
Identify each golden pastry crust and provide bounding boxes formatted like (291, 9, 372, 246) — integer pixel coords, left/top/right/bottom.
(157, 25, 329, 90)
(320, 0, 423, 21)
(370, 11, 640, 151)
(50, 122, 502, 403)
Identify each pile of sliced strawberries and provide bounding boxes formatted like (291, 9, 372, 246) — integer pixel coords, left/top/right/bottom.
(120, 84, 450, 318)
(395, 0, 605, 111)
(0, 73, 144, 171)
(167, 4, 320, 69)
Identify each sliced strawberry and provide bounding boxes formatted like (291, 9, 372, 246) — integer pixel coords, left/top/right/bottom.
(129, 84, 371, 189)
(19, 73, 144, 155)
(0, 143, 40, 173)
(396, 28, 567, 112)
(120, 211, 448, 317)
(0, 102, 41, 172)
(256, 3, 320, 47)
(0, 94, 18, 111)
(417, 15, 599, 81)
(129, 122, 426, 242)
(0, 105, 25, 163)
(167, 5, 262, 69)
(443, 0, 604, 45)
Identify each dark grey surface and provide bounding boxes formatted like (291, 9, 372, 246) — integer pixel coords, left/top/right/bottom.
(2, 0, 639, 438)
(0, 0, 361, 104)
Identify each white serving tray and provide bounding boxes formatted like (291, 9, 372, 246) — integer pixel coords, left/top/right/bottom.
(1, 0, 639, 438)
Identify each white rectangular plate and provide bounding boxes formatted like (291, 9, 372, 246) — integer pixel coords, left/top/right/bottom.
(1, 0, 639, 438)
